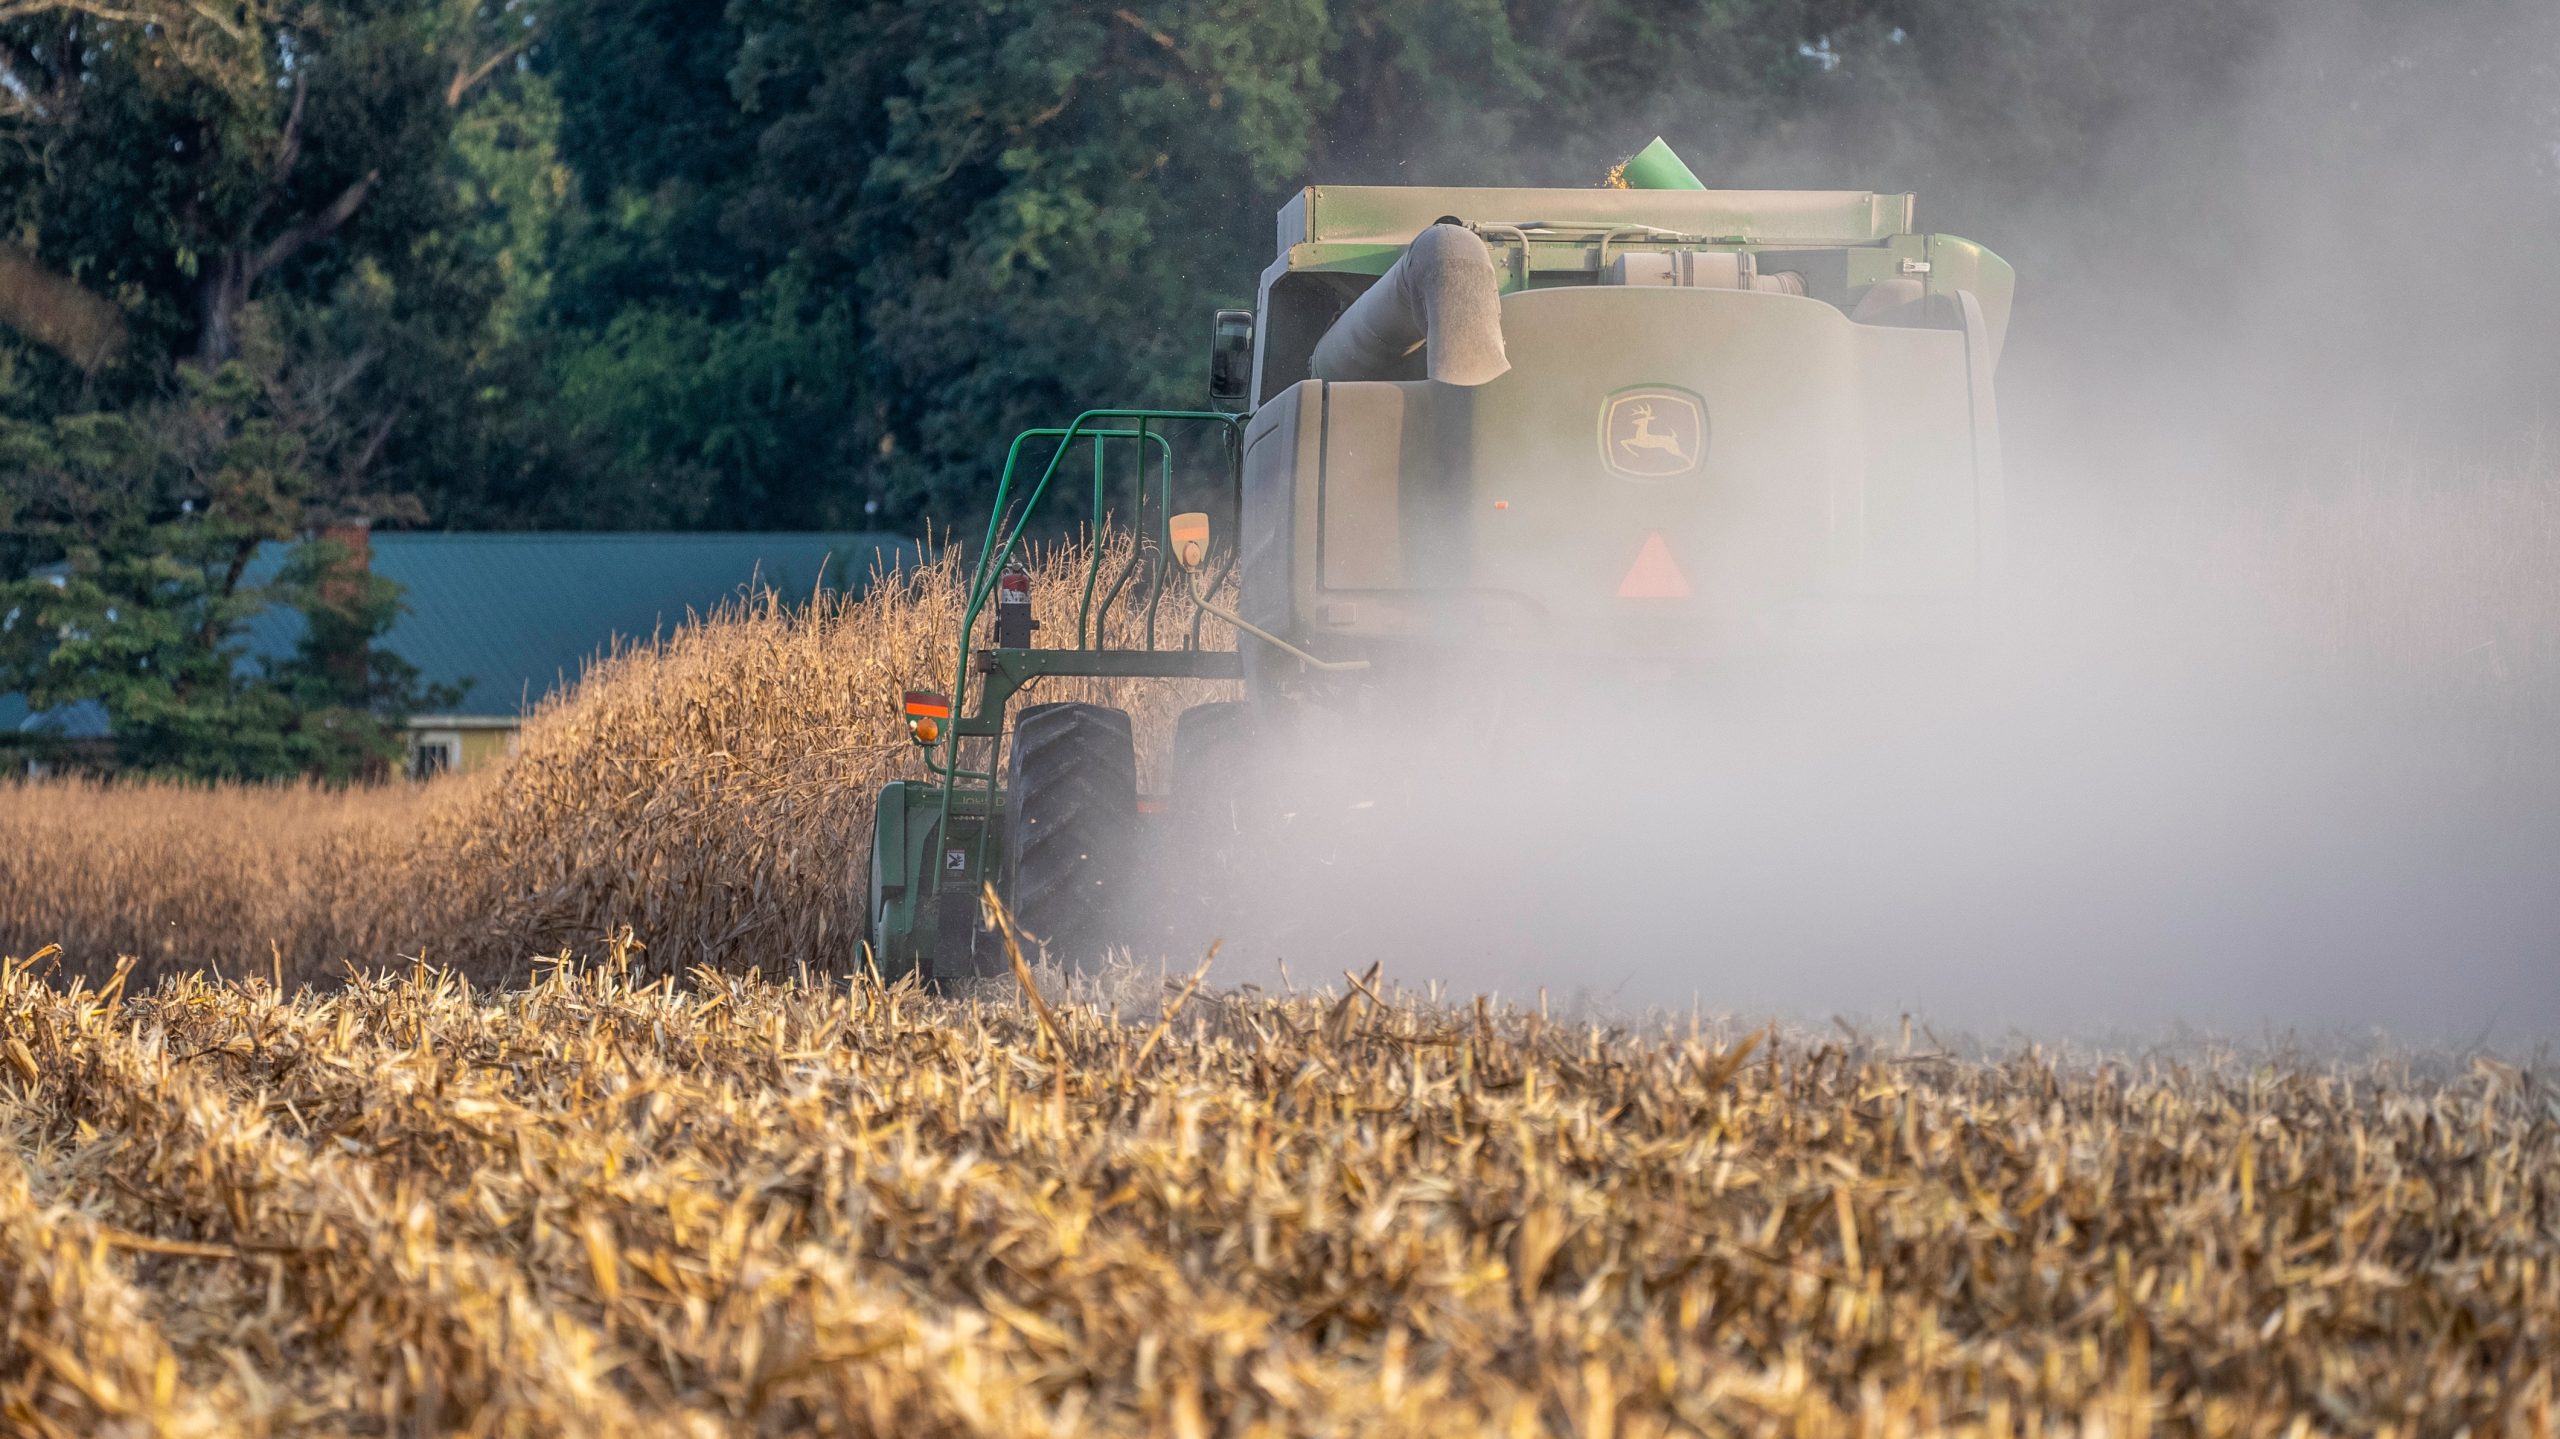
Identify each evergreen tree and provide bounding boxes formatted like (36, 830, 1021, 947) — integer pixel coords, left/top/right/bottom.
(0, 360, 454, 779)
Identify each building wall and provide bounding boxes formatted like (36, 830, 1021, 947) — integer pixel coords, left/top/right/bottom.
(408, 723, 520, 779)
(460, 727, 517, 773)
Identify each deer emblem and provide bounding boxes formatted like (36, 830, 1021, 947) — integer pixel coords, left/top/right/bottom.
(1616, 403, 1691, 465)
(1601, 390, 1707, 478)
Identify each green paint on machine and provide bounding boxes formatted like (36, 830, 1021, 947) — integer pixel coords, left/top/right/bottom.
(865, 142, 2012, 983)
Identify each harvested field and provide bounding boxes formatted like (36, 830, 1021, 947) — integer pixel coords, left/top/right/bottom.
(4, 492, 2559, 1435)
(3, 949, 2553, 1436)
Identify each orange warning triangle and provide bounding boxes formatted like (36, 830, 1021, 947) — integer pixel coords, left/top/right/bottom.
(1616, 532, 1691, 599)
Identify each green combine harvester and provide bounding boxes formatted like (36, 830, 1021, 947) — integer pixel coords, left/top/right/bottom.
(867, 139, 2014, 981)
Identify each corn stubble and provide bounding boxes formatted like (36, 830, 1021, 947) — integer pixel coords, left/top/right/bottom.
(2, 537, 2556, 1434)
(2, 943, 2553, 1436)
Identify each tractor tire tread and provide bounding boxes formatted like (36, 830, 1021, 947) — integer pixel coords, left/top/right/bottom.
(1001, 702, 1137, 969)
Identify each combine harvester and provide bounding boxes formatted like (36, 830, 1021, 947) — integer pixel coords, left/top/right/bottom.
(869, 139, 2013, 980)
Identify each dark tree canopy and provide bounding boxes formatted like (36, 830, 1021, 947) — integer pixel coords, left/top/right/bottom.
(7, 0, 2554, 534)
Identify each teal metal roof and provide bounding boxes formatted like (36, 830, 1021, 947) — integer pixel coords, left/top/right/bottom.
(373, 533, 914, 717)
(12, 532, 916, 729)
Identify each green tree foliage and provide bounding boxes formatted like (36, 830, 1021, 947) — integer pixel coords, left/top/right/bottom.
(517, 0, 2554, 528)
(0, 360, 454, 778)
(0, 1, 519, 774)
(709, 1, 1333, 524)
(11, 0, 2553, 538)
(0, 0, 544, 514)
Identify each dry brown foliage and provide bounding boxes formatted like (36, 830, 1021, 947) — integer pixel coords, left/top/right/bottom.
(0, 947, 2552, 1435)
(0, 540, 1234, 989)
(0, 779, 439, 986)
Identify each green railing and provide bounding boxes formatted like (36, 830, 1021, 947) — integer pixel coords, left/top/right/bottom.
(931, 409, 1247, 879)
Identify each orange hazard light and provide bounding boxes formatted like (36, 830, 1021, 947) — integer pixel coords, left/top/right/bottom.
(1616, 532, 1691, 599)
(903, 689, 951, 746)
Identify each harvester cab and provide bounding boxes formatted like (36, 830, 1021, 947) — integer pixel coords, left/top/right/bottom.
(866, 139, 2013, 982)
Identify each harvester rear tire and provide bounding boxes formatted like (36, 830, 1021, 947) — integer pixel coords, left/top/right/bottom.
(999, 702, 1138, 971)
(1171, 701, 1262, 835)
(1166, 701, 1274, 943)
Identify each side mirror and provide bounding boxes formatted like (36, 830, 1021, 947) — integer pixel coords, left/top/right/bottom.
(1168, 512, 1211, 570)
(1208, 309, 1253, 411)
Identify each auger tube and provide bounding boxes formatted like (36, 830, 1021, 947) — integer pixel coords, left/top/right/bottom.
(1307, 221, 1510, 386)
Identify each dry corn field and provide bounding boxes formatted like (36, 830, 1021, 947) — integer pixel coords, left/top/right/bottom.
(4, 525, 2558, 1435)
(0, 540, 1239, 993)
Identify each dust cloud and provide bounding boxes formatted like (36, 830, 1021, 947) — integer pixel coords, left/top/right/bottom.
(1155, 0, 2560, 1041)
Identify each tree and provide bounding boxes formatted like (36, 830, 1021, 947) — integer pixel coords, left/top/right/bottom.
(0, 1, 535, 362)
(10, 0, 2557, 561)
(531, 0, 1340, 527)
(0, 0, 548, 513)
(0, 359, 452, 779)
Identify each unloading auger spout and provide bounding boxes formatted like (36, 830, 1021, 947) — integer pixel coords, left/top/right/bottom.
(1307, 221, 1510, 386)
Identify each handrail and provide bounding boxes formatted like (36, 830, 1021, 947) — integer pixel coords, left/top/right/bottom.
(968, 426, 1173, 633)
(932, 409, 1247, 900)
(950, 412, 1237, 723)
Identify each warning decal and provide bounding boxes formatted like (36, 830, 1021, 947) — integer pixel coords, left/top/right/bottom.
(1616, 532, 1692, 599)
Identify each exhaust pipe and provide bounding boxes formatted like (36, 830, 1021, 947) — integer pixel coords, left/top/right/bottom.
(1308, 222, 1510, 387)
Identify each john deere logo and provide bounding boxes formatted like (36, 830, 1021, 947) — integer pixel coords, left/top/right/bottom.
(1600, 388, 1707, 479)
